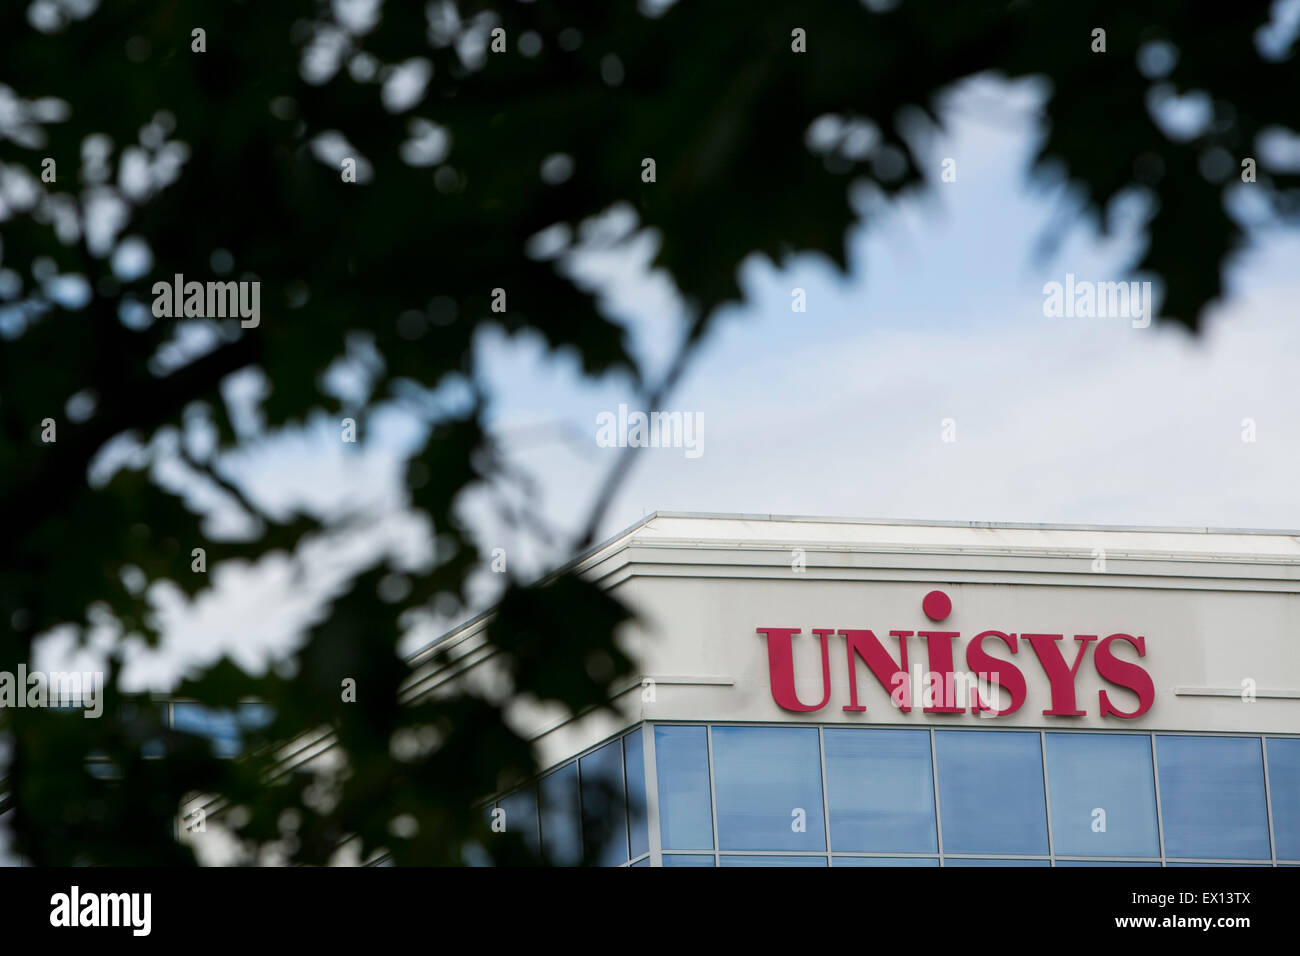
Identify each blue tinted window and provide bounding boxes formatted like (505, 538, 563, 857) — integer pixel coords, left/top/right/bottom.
(539, 762, 582, 865)
(1056, 860, 1160, 867)
(655, 725, 713, 850)
(824, 728, 936, 853)
(1045, 733, 1159, 858)
(172, 704, 235, 751)
(581, 740, 628, 865)
(1267, 738, 1300, 860)
(461, 840, 491, 867)
(497, 786, 539, 855)
(712, 726, 825, 852)
(239, 701, 273, 727)
(833, 857, 938, 867)
(944, 858, 1050, 867)
(631, 858, 650, 867)
(1167, 862, 1270, 867)
(1156, 736, 1270, 861)
(624, 728, 649, 859)
(663, 854, 715, 867)
(935, 730, 1048, 855)
(720, 855, 827, 867)
(172, 701, 272, 758)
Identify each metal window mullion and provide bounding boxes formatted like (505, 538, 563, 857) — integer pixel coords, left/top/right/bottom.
(930, 727, 944, 866)
(1164, 856, 1273, 864)
(575, 757, 584, 865)
(706, 724, 720, 866)
(818, 725, 832, 865)
(1040, 731, 1055, 866)
(695, 849, 844, 856)
(1150, 733, 1167, 867)
(1261, 736, 1278, 865)
(642, 722, 663, 867)
(619, 734, 631, 863)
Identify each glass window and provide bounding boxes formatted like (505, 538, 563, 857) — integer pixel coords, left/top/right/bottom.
(824, 728, 936, 853)
(497, 786, 539, 855)
(1167, 862, 1270, 867)
(663, 854, 715, 867)
(833, 856, 938, 866)
(580, 739, 628, 866)
(1055, 860, 1160, 866)
(712, 726, 826, 852)
(171, 703, 232, 756)
(539, 762, 582, 865)
(1267, 737, 1300, 860)
(944, 858, 1050, 867)
(1156, 736, 1271, 861)
(624, 728, 649, 859)
(655, 725, 713, 850)
(631, 858, 650, 867)
(238, 701, 274, 728)
(935, 730, 1048, 856)
(171, 701, 272, 758)
(1045, 733, 1159, 858)
(720, 855, 827, 866)
(460, 840, 491, 867)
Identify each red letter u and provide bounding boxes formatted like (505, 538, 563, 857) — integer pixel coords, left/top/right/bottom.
(756, 628, 833, 712)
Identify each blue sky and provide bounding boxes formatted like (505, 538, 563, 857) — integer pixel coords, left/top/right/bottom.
(473, 74, 1300, 538)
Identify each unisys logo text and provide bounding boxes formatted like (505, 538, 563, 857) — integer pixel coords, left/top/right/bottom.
(756, 590, 1155, 719)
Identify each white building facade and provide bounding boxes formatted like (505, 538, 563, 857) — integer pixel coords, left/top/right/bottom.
(410, 513, 1300, 867)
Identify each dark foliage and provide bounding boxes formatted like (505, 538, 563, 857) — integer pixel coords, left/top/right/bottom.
(0, 1, 1293, 863)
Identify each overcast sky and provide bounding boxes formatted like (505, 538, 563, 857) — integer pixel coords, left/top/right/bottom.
(480, 76, 1300, 534)
(40, 73, 1300, 691)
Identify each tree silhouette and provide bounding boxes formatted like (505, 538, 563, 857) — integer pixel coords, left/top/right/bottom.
(0, 0, 1295, 864)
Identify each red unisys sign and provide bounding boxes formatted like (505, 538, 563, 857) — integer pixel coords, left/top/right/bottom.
(756, 590, 1155, 718)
